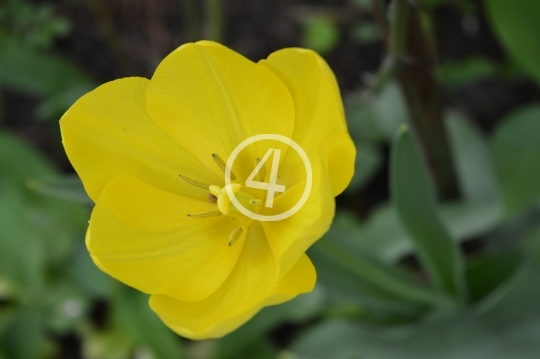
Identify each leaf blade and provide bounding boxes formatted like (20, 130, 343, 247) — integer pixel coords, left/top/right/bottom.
(390, 126, 466, 300)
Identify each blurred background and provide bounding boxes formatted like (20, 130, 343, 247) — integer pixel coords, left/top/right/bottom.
(1, 0, 540, 358)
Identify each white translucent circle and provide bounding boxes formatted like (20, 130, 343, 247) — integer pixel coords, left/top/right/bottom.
(225, 134, 312, 222)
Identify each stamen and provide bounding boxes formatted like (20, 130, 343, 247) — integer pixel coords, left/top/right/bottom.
(256, 157, 266, 182)
(179, 174, 209, 190)
(228, 227, 243, 246)
(187, 211, 222, 218)
(249, 199, 262, 206)
(212, 153, 236, 180)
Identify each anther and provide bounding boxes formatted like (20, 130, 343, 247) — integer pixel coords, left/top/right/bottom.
(179, 174, 209, 190)
(212, 153, 236, 180)
(187, 211, 222, 218)
(255, 157, 266, 182)
(228, 227, 243, 246)
(249, 199, 262, 206)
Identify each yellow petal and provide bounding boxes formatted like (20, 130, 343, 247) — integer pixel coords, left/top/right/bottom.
(261, 157, 335, 280)
(149, 223, 316, 340)
(260, 48, 356, 196)
(87, 175, 246, 302)
(264, 254, 317, 306)
(146, 41, 295, 180)
(60, 77, 219, 203)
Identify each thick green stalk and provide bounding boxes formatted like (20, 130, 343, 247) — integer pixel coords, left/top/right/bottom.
(204, 0, 223, 42)
(380, 0, 461, 200)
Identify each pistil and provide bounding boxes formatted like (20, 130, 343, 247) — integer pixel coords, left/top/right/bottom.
(181, 153, 264, 246)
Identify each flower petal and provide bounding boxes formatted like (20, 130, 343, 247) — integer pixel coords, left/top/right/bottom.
(145, 41, 295, 179)
(87, 175, 246, 302)
(263, 254, 317, 306)
(149, 223, 316, 340)
(260, 48, 356, 196)
(261, 157, 335, 280)
(60, 77, 218, 203)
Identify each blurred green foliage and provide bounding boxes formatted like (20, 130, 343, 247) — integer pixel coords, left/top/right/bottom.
(492, 105, 540, 216)
(301, 16, 340, 55)
(0, 0, 70, 49)
(485, 0, 540, 84)
(1, 0, 540, 358)
(0, 0, 96, 124)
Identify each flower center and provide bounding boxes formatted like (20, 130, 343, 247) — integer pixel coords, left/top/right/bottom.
(209, 184, 261, 216)
(179, 153, 263, 246)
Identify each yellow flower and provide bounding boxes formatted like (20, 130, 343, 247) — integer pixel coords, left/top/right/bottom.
(60, 41, 355, 339)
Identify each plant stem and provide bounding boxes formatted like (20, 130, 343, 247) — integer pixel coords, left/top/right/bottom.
(361, 56, 401, 99)
(370, 0, 389, 44)
(379, 0, 461, 200)
(204, 0, 223, 42)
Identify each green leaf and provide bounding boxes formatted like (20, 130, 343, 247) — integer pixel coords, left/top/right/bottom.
(390, 126, 466, 300)
(71, 241, 115, 298)
(0, 1, 71, 49)
(309, 245, 425, 318)
(302, 16, 340, 55)
(492, 105, 540, 216)
(27, 174, 92, 205)
(1, 308, 43, 359)
(351, 0, 372, 9)
(371, 81, 409, 141)
(215, 288, 325, 359)
(0, 131, 56, 185)
(36, 82, 96, 121)
(337, 111, 503, 265)
(437, 57, 499, 89)
(438, 201, 502, 240)
(345, 81, 409, 144)
(313, 238, 453, 308)
(445, 111, 500, 202)
(0, 38, 94, 97)
(0, 131, 87, 265)
(112, 286, 185, 359)
(344, 101, 383, 143)
(0, 177, 45, 291)
(233, 340, 276, 359)
(289, 265, 540, 359)
(484, 0, 540, 85)
(347, 201, 501, 265)
(351, 22, 380, 44)
(465, 252, 521, 303)
(344, 143, 383, 193)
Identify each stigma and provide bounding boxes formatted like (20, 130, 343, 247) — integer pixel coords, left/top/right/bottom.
(209, 183, 261, 216)
(210, 184, 241, 215)
(180, 153, 263, 247)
